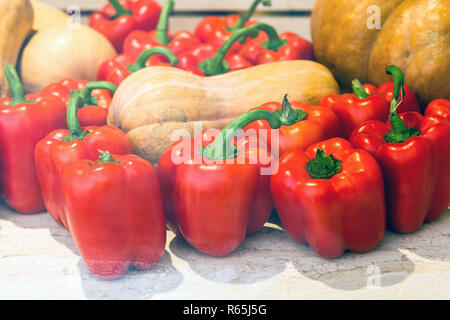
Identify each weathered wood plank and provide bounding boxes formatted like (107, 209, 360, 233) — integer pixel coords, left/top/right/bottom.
(43, 0, 315, 12)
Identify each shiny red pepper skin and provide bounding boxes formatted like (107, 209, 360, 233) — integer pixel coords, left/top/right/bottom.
(245, 100, 342, 156)
(177, 43, 253, 76)
(89, 0, 161, 52)
(0, 65, 66, 214)
(425, 99, 450, 122)
(157, 131, 274, 255)
(194, 0, 272, 54)
(35, 126, 133, 228)
(271, 138, 386, 258)
(123, 29, 200, 59)
(375, 82, 420, 113)
(40, 79, 113, 127)
(121, 0, 202, 73)
(239, 31, 314, 65)
(0, 94, 66, 213)
(61, 153, 166, 280)
(97, 47, 178, 86)
(97, 53, 167, 86)
(35, 92, 133, 227)
(320, 82, 421, 138)
(195, 14, 242, 51)
(350, 110, 450, 232)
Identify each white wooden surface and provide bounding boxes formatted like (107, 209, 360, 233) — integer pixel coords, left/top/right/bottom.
(43, 0, 316, 11)
(0, 203, 449, 300)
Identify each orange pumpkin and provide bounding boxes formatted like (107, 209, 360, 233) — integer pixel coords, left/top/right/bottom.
(311, 0, 450, 106)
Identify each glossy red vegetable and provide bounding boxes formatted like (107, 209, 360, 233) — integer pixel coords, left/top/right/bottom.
(89, 0, 161, 52)
(193, 23, 288, 76)
(195, 0, 271, 49)
(239, 31, 314, 64)
(362, 82, 421, 114)
(320, 79, 421, 138)
(0, 64, 66, 213)
(35, 91, 133, 228)
(97, 47, 179, 86)
(245, 95, 342, 156)
(123, 0, 200, 60)
(157, 98, 308, 256)
(350, 66, 450, 233)
(61, 151, 166, 280)
(425, 99, 450, 122)
(270, 137, 386, 258)
(40, 79, 116, 127)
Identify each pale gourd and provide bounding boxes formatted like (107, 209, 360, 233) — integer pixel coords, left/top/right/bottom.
(20, 24, 117, 93)
(108, 61, 340, 164)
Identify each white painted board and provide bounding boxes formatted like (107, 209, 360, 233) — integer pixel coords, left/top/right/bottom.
(0, 204, 449, 299)
(43, 0, 316, 12)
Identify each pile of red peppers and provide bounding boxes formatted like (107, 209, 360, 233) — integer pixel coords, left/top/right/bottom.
(0, 0, 448, 281)
(95, 0, 315, 82)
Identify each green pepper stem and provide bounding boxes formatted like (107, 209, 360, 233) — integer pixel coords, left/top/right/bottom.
(79, 81, 117, 106)
(155, 0, 174, 46)
(199, 23, 286, 76)
(90, 150, 122, 166)
(62, 91, 89, 142)
(386, 65, 405, 116)
(127, 46, 179, 73)
(201, 94, 307, 160)
(351, 79, 369, 99)
(109, 0, 132, 18)
(306, 149, 342, 179)
(383, 65, 420, 143)
(232, 0, 272, 31)
(3, 63, 35, 106)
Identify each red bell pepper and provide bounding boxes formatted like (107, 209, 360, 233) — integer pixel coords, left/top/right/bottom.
(40, 79, 117, 127)
(425, 99, 450, 122)
(0, 64, 66, 213)
(270, 137, 386, 258)
(35, 91, 133, 228)
(123, 0, 200, 60)
(97, 46, 179, 86)
(61, 151, 166, 280)
(319, 79, 391, 138)
(350, 66, 450, 233)
(245, 95, 342, 156)
(191, 23, 288, 76)
(89, 0, 161, 53)
(195, 0, 271, 49)
(320, 79, 421, 138)
(157, 97, 307, 256)
(239, 31, 314, 64)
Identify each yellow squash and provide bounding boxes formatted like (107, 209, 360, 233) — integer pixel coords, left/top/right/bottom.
(108, 61, 340, 164)
(311, 0, 450, 105)
(30, 0, 69, 31)
(0, 0, 33, 97)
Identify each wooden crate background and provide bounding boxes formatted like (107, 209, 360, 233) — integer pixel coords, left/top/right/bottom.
(41, 0, 315, 40)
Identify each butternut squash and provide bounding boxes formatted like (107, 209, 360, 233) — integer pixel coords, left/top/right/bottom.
(108, 61, 340, 164)
(0, 0, 33, 97)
